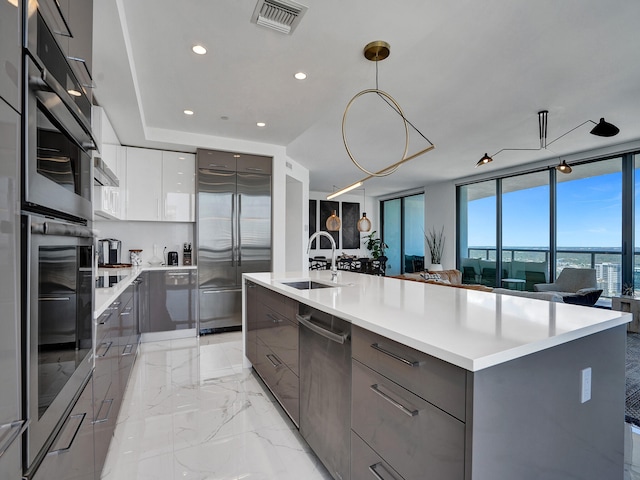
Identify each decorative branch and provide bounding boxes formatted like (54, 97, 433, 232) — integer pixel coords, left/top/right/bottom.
(424, 226, 445, 265)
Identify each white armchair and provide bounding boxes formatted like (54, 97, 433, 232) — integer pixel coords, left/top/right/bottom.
(534, 268, 602, 306)
(534, 268, 597, 293)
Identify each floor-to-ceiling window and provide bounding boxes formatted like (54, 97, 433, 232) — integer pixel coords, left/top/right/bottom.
(381, 193, 424, 276)
(457, 152, 634, 299)
(634, 154, 640, 296)
(502, 171, 550, 290)
(382, 199, 401, 276)
(458, 180, 496, 285)
(556, 158, 622, 297)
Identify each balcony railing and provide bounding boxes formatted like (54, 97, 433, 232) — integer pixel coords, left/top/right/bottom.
(464, 247, 628, 298)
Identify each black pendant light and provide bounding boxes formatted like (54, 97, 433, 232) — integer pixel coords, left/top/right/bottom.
(475, 153, 493, 168)
(555, 160, 572, 174)
(590, 118, 620, 137)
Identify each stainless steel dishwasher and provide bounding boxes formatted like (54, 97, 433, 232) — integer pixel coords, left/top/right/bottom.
(297, 306, 351, 480)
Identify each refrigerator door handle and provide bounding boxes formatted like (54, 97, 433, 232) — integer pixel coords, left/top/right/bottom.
(237, 193, 242, 266)
(231, 193, 236, 266)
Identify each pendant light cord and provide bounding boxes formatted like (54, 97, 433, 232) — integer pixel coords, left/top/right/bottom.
(374, 60, 434, 146)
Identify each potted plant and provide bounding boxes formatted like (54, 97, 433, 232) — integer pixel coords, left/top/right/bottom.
(424, 226, 445, 271)
(363, 231, 387, 260)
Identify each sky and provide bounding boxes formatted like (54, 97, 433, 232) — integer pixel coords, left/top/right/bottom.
(468, 171, 626, 249)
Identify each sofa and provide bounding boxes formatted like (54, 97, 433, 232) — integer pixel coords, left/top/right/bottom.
(391, 269, 494, 292)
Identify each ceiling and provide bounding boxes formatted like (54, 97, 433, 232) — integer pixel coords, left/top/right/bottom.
(92, 0, 640, 197)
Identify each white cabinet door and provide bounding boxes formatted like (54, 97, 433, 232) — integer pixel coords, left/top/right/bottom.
(162, 151, 195, 222)
(93, 144, 125, 219)
(125, 147, 162, 221)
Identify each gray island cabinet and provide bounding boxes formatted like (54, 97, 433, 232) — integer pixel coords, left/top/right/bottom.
(243, 271, 629, 480)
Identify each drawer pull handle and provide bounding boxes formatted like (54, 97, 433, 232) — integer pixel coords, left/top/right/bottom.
(49, 413, 85, 455)
(93, 398, 114, 424)
(266, 312, 282, 323)
(371, 343, 419, 367)
(369, 462, 397, 480)
(95, 341, 113, 358)
(296, 314, 349, 344)
(370, 384, 418, 417)
(266, 353, 282, 368)
(0, 420, 27, 458)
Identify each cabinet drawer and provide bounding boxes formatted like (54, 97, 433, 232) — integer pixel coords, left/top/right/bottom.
(256, 305, 299, 375)
(351, 431, 405, 480)
(255, 341, 299, 426)
(352, 325, 466, 421)
(33, 376, 95, 480)
(352, 360, 465, 480)
(255, 285, 296, 320)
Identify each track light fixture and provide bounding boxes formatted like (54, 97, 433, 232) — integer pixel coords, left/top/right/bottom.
(475, 110, 620, 169)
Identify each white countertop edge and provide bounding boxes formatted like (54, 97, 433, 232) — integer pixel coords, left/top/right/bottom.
(94, 265, 197, 318)
(244, 272, 630, 372)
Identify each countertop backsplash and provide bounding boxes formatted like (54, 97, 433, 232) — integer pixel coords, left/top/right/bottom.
(94, 220, 195, 266)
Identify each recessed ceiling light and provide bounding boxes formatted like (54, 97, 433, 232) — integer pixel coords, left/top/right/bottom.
(184, 110, 194, 115)
(192, 45, 207, 55)
(257, 122, 266, 127)
(294, 72, 307, 80)
(67, 89, 81, 97)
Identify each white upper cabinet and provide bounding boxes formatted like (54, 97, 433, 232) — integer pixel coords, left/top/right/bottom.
(124, 147, 195, 222)
(162, 152, 195, 222)
(125, 147, 163, 221)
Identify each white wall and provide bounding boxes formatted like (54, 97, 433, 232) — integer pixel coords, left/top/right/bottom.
(94, 220, 194, 265)
(424, 181, 457, 270)
(308, 191, 377, 259)
(285, 177, 303, 272)
(277, 157, 309, 274)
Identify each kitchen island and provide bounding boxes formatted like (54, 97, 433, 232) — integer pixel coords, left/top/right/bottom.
(243, 270, 630, 480)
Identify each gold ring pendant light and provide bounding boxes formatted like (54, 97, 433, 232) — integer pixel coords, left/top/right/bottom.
(330, 41, 435, 199)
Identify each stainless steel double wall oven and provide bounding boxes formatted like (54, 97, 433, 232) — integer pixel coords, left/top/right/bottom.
(22, 1, 96, 475)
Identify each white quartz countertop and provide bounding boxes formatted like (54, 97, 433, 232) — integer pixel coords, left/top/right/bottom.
(94, 265, 197, 318)
(244, 271, 630, 371)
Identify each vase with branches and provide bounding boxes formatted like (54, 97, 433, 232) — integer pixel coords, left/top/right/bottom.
(363, 231, 388, 260)
(425, 226, 445, 269)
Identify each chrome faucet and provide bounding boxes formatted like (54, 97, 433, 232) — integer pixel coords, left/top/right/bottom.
(308, 231, 338, 281)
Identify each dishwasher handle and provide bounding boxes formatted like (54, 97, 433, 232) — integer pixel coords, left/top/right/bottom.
(296, 314, 349, 344)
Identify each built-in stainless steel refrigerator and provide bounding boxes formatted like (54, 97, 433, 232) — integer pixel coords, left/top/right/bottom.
(197, 149, 272, 334)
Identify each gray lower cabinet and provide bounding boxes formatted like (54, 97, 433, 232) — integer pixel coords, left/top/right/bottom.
(32, 375, 95, 480)
(245, 283, 299, 425)
(0, 0, 21, 112)
(145, 270, 196, 333)
(351, 326, 466, 480)
(0, 102, 22, 480)
(94, 281, 140, 477)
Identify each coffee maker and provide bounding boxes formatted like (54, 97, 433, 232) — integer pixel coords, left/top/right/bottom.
(98, 238, 122, 265)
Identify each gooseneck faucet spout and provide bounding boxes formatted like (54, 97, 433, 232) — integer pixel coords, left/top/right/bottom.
(307, 231, 338, 281)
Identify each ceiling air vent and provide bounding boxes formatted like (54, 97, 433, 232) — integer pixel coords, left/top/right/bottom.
(251, 0, 308, 35)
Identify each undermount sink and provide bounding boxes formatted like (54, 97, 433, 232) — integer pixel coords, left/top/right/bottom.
(280, 280, 336, 290)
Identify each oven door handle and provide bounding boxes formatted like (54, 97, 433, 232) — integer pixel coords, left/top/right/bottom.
(31, 219, 94, 239)
(28, 59, 97, 152)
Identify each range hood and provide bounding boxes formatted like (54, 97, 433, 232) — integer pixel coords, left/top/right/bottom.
(93, 157, 119, 187)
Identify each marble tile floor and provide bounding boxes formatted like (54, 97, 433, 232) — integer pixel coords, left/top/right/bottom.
(103, 331, 640, 480)
(101, 332, 332, 480)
